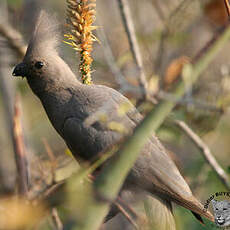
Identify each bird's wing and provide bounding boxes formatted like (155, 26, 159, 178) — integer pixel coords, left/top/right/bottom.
(62, 116, 123, 161)
(67, 85, 192, 198)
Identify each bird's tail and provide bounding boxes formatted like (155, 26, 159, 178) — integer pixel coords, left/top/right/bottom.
(169, 194, 213, 223)
(144, 194, 176, 230)
(103, 192, 176, 230)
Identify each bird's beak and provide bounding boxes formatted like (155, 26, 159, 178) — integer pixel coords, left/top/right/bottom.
(12, 62, 28, 78)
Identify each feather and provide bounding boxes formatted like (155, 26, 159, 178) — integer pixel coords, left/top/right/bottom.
(24, 10, 60, 59)
(191, 211, 204, 224)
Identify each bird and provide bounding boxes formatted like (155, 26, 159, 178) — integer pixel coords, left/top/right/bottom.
(12, 11, 214, 229)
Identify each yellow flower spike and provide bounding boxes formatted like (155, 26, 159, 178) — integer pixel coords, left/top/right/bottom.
(75, 13, 81, 20)
(73, 47, 82, 51)
(85, 4, 96, 10)
(63, 40, 74, 46)
(78, 24, 83, 32)
(65, 0, 98, 85)
(77, 5, 82, 13)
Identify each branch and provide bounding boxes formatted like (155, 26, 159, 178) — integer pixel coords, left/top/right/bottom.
(51, 208, 63, 230)
(224, 0, 230, 16)
(0, 23, 26, 59)
(96, 26, 127, 87)
(96, 26, 143, 96)
(175, 120, 230, 190)
(153, 0, 190, 78)
(71, 24, 230, 230)
(117, 0, 151, 102)
(114, 201, 139, 230)
(157, 90, 223, 113)
(13, 96, 29, 196)
(151, 1, 166, 25)
(0, 9, 29, 195)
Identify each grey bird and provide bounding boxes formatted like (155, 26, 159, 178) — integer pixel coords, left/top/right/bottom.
(12, 11, 213, 229)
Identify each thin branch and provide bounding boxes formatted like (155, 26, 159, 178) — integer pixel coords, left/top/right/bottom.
(117, 197, 139, 220)
(167, 0, 191, 26)
(0, 1, 25, 194)
(191, 165, 210, 194)
(42, 138, 57, 183)
(0, 2, 25, 59)
(224, 0, 230, 17)
(157, 90, 223, 113)
(96, 26, 127, 87)
(96, 26, 142, 96)
(153, 31, 168, 79)
(13, 96, 29, 196)
(114, 201, 139, 230)
(151, 0, 166, 25)
(0, 23, 26, 59)
(117, 0, 150, 102)
(0, 39, 16, 193)
(153, 0, 190, 79)
(51, 208, 63, 230)
(175, 120, 230, 190)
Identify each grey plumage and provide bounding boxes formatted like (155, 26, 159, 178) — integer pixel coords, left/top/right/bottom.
(13, 11, 214, 228)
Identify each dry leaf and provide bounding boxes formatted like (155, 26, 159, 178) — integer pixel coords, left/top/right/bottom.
(164, 56, 190, 89)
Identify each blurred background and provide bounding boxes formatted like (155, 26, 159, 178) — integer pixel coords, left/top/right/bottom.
(1, 0, 230, 229)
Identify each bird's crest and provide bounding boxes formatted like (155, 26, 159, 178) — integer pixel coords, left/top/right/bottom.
(24, 10, 60, 60)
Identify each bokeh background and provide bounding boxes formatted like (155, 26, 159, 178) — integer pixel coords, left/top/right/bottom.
(1, 0, 230, 229)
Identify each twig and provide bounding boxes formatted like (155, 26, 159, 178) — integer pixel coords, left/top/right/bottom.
(167, 0, 191, 24)
(191, 165, 210, 194)
(175, 120, 230, 190)
(224, 0, 230, 17)
(51, 208, 63, 230)
(96, 25, 143, 96)
(13, 96, 29, 195)
(42, 138, 57, 183)
(0, 24, 26, 59)
(114, 201, 139, 230)
(153, 0, 190, 79)
(154, 30, 168, 79)
(0, 66, 15, 193)
(117, 197, 139, 220)
(157, 90, 223, 113)
(0, 1, 17, 193)
(95, 21, 127, 88)
(117, 0, 150, 102)
(0, 2, 25, 59)
(151, 0, 166, 24)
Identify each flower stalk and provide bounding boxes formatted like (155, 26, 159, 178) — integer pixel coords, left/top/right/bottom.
(65, 0, 97, 84)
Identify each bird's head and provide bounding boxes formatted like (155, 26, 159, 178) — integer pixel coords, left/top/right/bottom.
(12, 11, 76, 94)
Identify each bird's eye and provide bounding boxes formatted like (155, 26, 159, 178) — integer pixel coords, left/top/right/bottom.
(35, 61, 44, 69)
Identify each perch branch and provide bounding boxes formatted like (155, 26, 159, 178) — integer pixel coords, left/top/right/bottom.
(175, 120, 230, 190)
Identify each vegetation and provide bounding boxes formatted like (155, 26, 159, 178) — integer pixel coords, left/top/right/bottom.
(0, 0, 230, 230)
